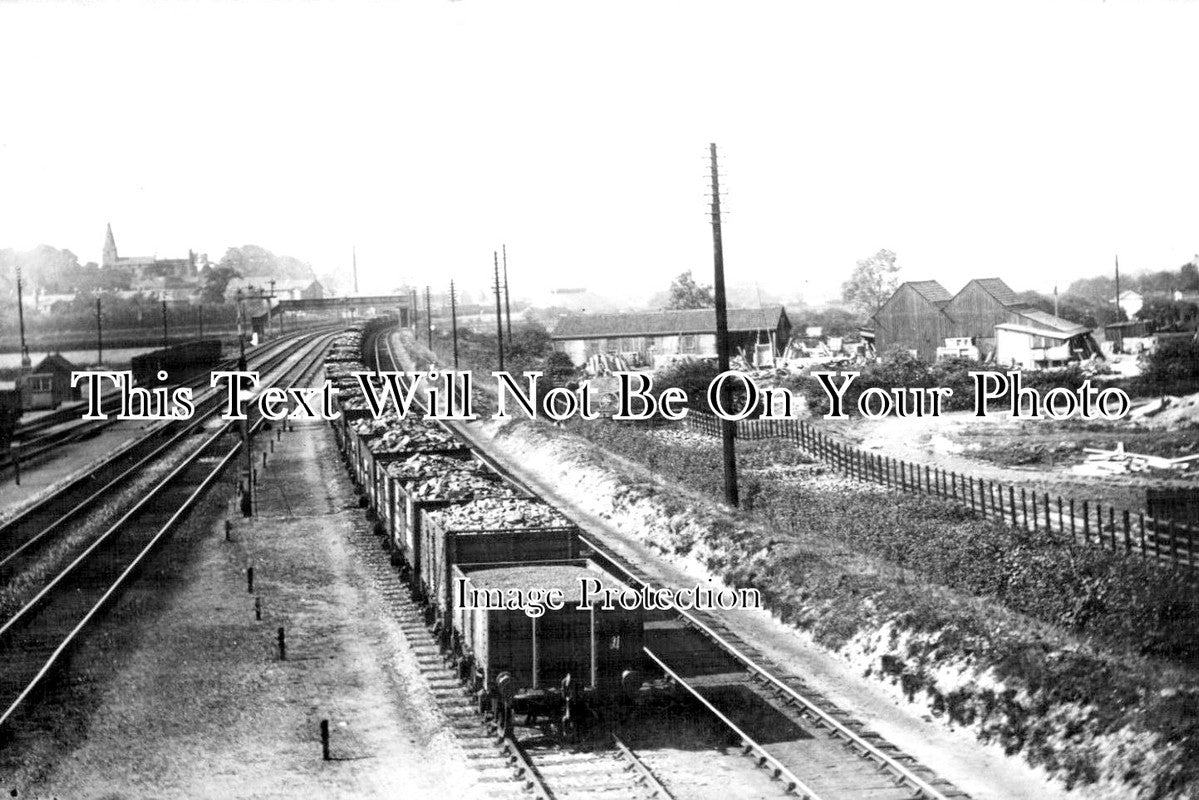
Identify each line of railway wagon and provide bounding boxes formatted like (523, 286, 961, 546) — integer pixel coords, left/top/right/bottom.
(324, 320, 645, 735)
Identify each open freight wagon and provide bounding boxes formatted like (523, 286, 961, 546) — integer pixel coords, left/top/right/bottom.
(452, 558, 645, 709)
(420, 496, 584, 642)
(380, 451, 520, 574)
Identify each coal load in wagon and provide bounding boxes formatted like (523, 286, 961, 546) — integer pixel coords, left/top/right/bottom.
(360, 417, 466, 510)
(420, 496, 580, 632)
(452, 559, 644, 700)
(383, 452, 518, 574)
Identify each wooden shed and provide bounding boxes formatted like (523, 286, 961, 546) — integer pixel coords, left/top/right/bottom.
(869, 281, 953, 361)
(25, 353, 79, 408)
(943, 278, 1027, 351)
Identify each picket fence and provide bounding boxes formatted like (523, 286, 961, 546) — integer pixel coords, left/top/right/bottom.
(682, 409, 1199, 569)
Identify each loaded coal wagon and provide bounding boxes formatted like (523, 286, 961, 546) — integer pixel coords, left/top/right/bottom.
(354, 414, 467, 512)
(452, 558, 645, 731)
(420, 496, 582, 641)
(380, 452, 518, 575)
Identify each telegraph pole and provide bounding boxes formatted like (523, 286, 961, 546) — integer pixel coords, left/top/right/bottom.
(199, 303, 204, 340)
(425, 286, 433, 350)
(96, 297, 103, 366)
(502, 244, 513, 346)
(1114, 255, 1122, 321)
(352, 247, 359, 294)
(236, 290, 247, 371)
(709, 142, 738, 507)
(1054, 285, 1059, 318)
(493, 251, 505, 372)
(160, 299, 168, 348)
(450, 279, 460, 370)
(268, 279, 276, 338)
(15, 266, 30, 369)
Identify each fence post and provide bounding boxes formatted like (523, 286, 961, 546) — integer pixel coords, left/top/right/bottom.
(1020, 488, 1028, 531)
(1122, 509, 1131, 554)
(969, 478, 975, 514)
(951, 472, 957, 501)
(1058, 496, 1064, 533)
(924, 465, 930, 494)
(1082, 501, 1089, 542)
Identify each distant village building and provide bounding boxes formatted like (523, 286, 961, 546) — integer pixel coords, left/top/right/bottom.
(1118, 289, 1143, 319)
(869, 277, 1100, 365)
(102, 223, 205, 300)
(550, 306, 791, 368)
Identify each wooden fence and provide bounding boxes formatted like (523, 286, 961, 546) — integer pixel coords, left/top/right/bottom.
(682, 409, 1199, 568)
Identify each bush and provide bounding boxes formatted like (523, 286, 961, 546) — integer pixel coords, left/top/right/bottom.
(799, 350, 1096, 417)
(1141, 337, 1199, 384)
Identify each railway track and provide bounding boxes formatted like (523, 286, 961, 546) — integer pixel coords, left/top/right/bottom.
(373, 328, 968, 800)
(344, 443, 681, 800)
(3, 326, 341, 475)
(0, 328, 339, 731)
(0, 328, 337, 563)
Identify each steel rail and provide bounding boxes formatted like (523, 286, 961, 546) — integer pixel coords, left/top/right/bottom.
(0, 331, 336, 731)
(375, 328, 953, 800)
(611, 733, 676, 799)
(0, 327, 330, 544)
(498, 735, 554, 800)
(0, 435, 243, 730)
(643, 648, 815, 799)
(0, 332, 335, 641)
(3, 324, 342, 471)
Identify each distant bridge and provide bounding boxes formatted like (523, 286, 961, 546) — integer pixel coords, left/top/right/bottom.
(252, 294, 414, 333)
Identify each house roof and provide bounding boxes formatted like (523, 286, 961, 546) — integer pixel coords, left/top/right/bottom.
(969, 278, 1021, 307)
(33, 353, 76, 374)
(905, 280, 952, 305)
(551, 306, 788, 340)
(995, 322, 1087, 340)
(1008, 309, 1090, 335)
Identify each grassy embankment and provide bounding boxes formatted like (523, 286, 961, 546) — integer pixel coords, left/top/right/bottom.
(405, 328, 1199, 798)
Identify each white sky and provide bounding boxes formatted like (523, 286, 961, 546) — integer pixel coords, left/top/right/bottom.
(1, 0, 1197, 305)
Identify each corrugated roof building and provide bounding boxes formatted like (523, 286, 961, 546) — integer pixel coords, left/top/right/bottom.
(550, 306, 791, 368)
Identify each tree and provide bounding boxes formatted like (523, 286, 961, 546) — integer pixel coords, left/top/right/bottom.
(665, 270, 714, 309)
(202, 265, 241, 303)
(841, 249, 900, 316)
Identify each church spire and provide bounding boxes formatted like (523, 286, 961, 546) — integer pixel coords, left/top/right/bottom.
(102, 223, 118, 268)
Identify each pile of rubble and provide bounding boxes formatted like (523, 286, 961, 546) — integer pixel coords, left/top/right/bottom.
(1127, 392, 1199, 430)
(1071, 442, 1199, 476)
